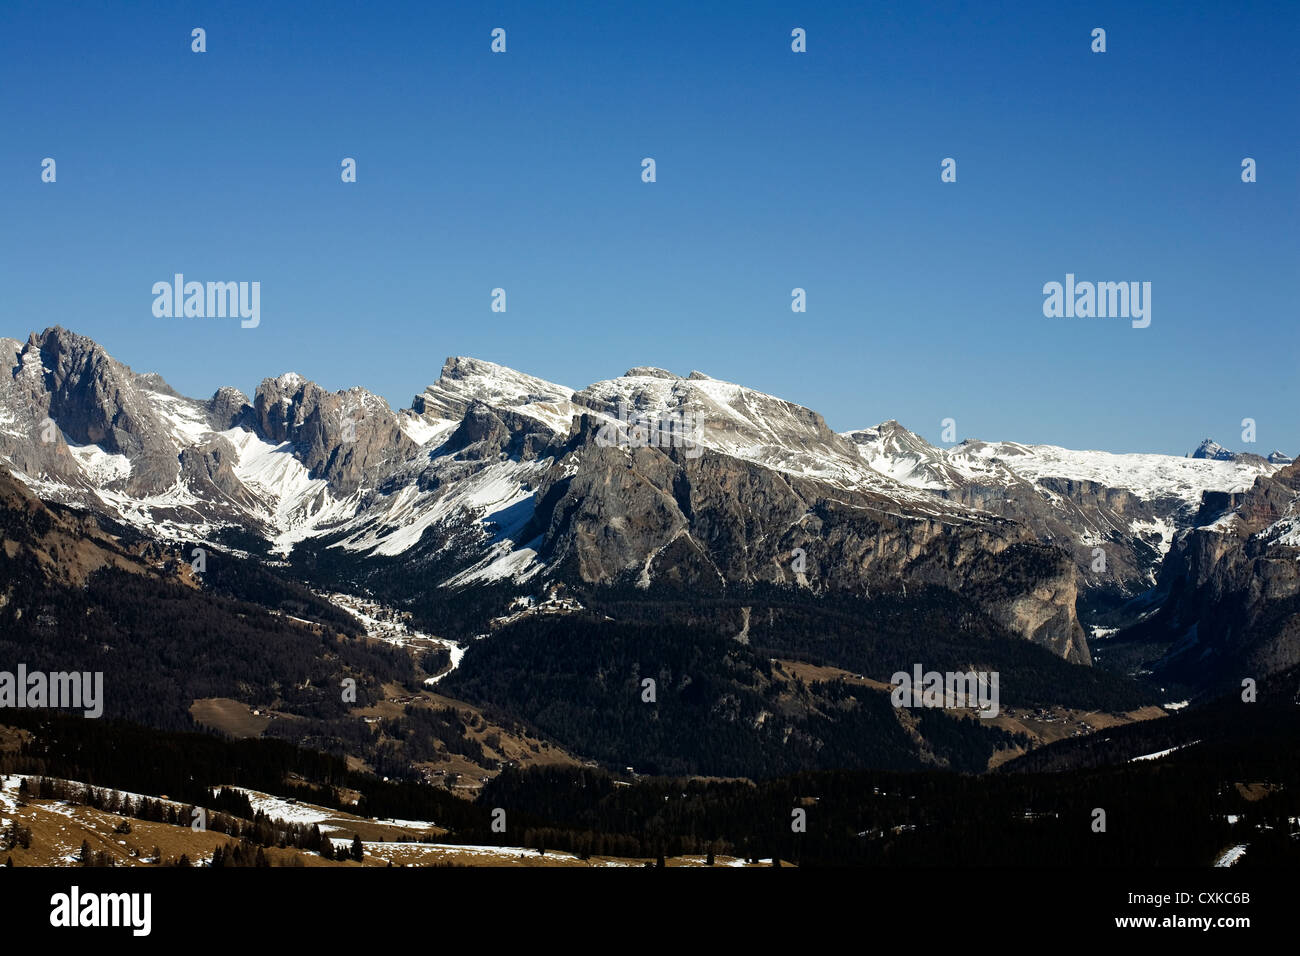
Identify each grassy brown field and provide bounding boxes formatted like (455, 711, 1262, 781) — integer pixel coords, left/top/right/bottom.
(189, 698, 275, 738)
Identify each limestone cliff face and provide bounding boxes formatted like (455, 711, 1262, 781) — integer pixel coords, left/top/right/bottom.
(0, 329, 183, 495)
(1149, 462, 1300, 684)
(525, 416, 1090, 662)
(843, 424, 1279, 613)
(252, 374, 417, 496)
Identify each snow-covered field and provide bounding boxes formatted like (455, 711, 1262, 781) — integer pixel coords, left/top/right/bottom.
(1129, 740, 1201, 762)
(952, 442, 1272, 504)
(218, 787, 440, 834)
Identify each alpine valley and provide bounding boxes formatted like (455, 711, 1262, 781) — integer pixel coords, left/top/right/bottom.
(2, 326, 1298, 868)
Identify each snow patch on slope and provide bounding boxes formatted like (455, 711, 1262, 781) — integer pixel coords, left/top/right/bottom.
(334, 457, 549, 568)
(221, 428, 355, 553)
(65, 439, 132, 485)
(146, 391, 213, 447)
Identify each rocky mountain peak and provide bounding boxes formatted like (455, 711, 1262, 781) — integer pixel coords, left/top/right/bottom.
(252, 374, 415, 495)
(412, 357, 575, 435)
(1, 326, 185, 495)
(1189, 438, 1233, 460)
(1187, 438, 1272, 466)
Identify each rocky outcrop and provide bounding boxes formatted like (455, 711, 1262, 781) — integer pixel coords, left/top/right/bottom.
(252, 374, 417, 496)
(445, 401, 554, 462)
(178, 437, 263, 511)
(1131, 462, 1300, 687)
(0, 329, 186, 495)
(208, 386, 254, 431)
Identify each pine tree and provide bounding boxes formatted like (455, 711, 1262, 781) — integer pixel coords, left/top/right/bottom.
(350, 834, 364, 862)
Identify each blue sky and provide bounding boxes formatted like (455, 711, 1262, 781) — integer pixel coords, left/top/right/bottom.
(2, 0, 1296, 454)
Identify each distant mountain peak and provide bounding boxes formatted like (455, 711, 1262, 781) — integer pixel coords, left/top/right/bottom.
(1189, 438, 1233, 461)
(1188, 438, 1275, 466)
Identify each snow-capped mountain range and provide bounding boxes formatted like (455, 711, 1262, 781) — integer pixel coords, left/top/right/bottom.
(1, 327, 1294, 669)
